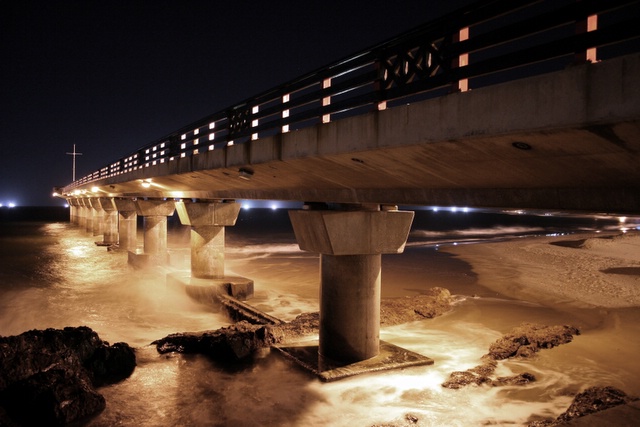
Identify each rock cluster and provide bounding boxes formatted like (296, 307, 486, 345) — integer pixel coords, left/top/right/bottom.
(442, 323, 579, 389)
(380, 287, 453, 326)
(0, 326, 136, 426)
(527, 386, 638, 426)
(153, 321, 275, 361)
(153, 288, 455, 363)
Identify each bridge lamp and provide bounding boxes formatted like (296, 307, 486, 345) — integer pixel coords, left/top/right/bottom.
(91, 186, 100, 193)
(140, 179, 152, 188)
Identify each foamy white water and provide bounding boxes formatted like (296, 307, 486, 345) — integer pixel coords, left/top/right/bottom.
(1, 212, 639, 426)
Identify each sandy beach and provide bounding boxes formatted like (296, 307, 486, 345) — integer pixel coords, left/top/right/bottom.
(444, 230, 640, 309)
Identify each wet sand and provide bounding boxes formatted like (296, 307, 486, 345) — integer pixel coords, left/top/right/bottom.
(443, 231, 640, 309)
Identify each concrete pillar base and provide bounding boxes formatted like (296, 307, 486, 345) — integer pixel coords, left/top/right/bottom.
(127, 249, 170, 268)
(289, 206, 414, 365)
(166, 271, 254, 301)
(95, 241, 116, 247)
(275, 340, 433, 382)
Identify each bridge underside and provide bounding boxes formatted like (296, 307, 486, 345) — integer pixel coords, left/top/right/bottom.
(75, 54, 640, 213)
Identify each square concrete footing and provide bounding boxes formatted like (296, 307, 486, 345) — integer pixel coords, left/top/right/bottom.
(166, 271, 254, 301)
(275, 340, 434, 382)
(127, 249, 170, 268)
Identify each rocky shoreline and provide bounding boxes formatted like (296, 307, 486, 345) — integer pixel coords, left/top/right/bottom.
(0, 327, 135, 426)
(2, 232, 639, 425)
(1, 297, 637, 426)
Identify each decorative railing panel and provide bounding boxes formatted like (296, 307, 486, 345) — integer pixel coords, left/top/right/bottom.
(63, 0, 640, 192)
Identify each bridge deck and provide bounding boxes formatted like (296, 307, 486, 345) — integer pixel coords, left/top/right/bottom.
(75, 53, 640, 213)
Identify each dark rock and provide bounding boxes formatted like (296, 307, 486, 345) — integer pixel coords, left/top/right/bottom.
(443, 323, 577, 389)
(153, 321, 275, 361)
(557, 386, 637, 423)
(487, 323, 580, 360)
(270, 312, 320, 342)
(527, 386, 638, 426)
(85, 341, 137, 386)
(0, 326, 136, 426)
(1, 368, 105, 427)
(442, 369, 493, 389)
(380, 287, 453, 326)
(492, 372, 536, 387)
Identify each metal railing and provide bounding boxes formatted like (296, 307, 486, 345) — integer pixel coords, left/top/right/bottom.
(63, 0, 640, 192)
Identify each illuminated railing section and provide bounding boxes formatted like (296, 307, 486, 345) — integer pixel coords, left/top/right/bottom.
(62, 0, 640, 192)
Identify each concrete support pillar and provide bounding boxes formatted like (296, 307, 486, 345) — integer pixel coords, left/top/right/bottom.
(143, 215, 168, 254)
(90, 198, 105, 237)
(130, 199, 175, 266)
(114, 198, 137, 251)
(97, 198, 118, 245)
(191, 226, 225, 278)
(169, 200, 253, 300)
(320, 254, 381, 362)
(84, 199, 94, 233)
(67, 200, 75, 223)
(289, 204, 414, 365)
(77, 200, 87, 228)
(175, 201, 241, 279)
(67, 199, 79, 224)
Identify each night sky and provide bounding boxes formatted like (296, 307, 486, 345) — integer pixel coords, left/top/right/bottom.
(1, 0, 473, 206)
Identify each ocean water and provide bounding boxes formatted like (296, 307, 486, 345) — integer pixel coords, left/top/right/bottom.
(0, 207, 638, 426)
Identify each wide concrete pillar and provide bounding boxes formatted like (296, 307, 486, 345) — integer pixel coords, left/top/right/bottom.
(90, 198, 105, 237)
(175, 201, 241, 279)
(82, 199, 93, 233)
(77, 199, 87, 228)
(169, 200, 253, 300)
(114, 198, 138, 251)
(143, 215, 168, 254)
(129, 199, 175, 266)
(289, 204, 414, 365)
(67, 199, 79, 224)
(97, 198, 118, 245)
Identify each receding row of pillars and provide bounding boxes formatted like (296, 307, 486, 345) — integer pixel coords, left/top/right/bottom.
(66, 197, 414, 366)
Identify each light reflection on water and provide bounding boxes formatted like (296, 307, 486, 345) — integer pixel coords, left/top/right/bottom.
(0, 218, 639, 426)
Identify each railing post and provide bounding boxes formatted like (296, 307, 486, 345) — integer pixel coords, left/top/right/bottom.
(452, 27, 469, 92)
(282, 94, 290, 133)
(374, 59, 387, 111)
(575, 8, 598, 63)
(251, 105, 259, 140)
(322, 78, 332, 123)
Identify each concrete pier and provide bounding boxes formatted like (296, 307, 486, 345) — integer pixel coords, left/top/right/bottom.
(97, 198, 118, 246)
(114, 198, 137, 251)
(169, 200, 253, 301)
(289, 204, 414, 365)
(75, 200, 85, 228)
(128, 199, 175, 267)
(68, 199, 80, 225)
(83, 199, 93, 233)
(90, 198, 105, 237)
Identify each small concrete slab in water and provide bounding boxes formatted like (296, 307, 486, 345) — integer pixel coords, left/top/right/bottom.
(127, 249, 170, 268)
(166, 271, 254, 301)
(275, 340, 433, 382)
